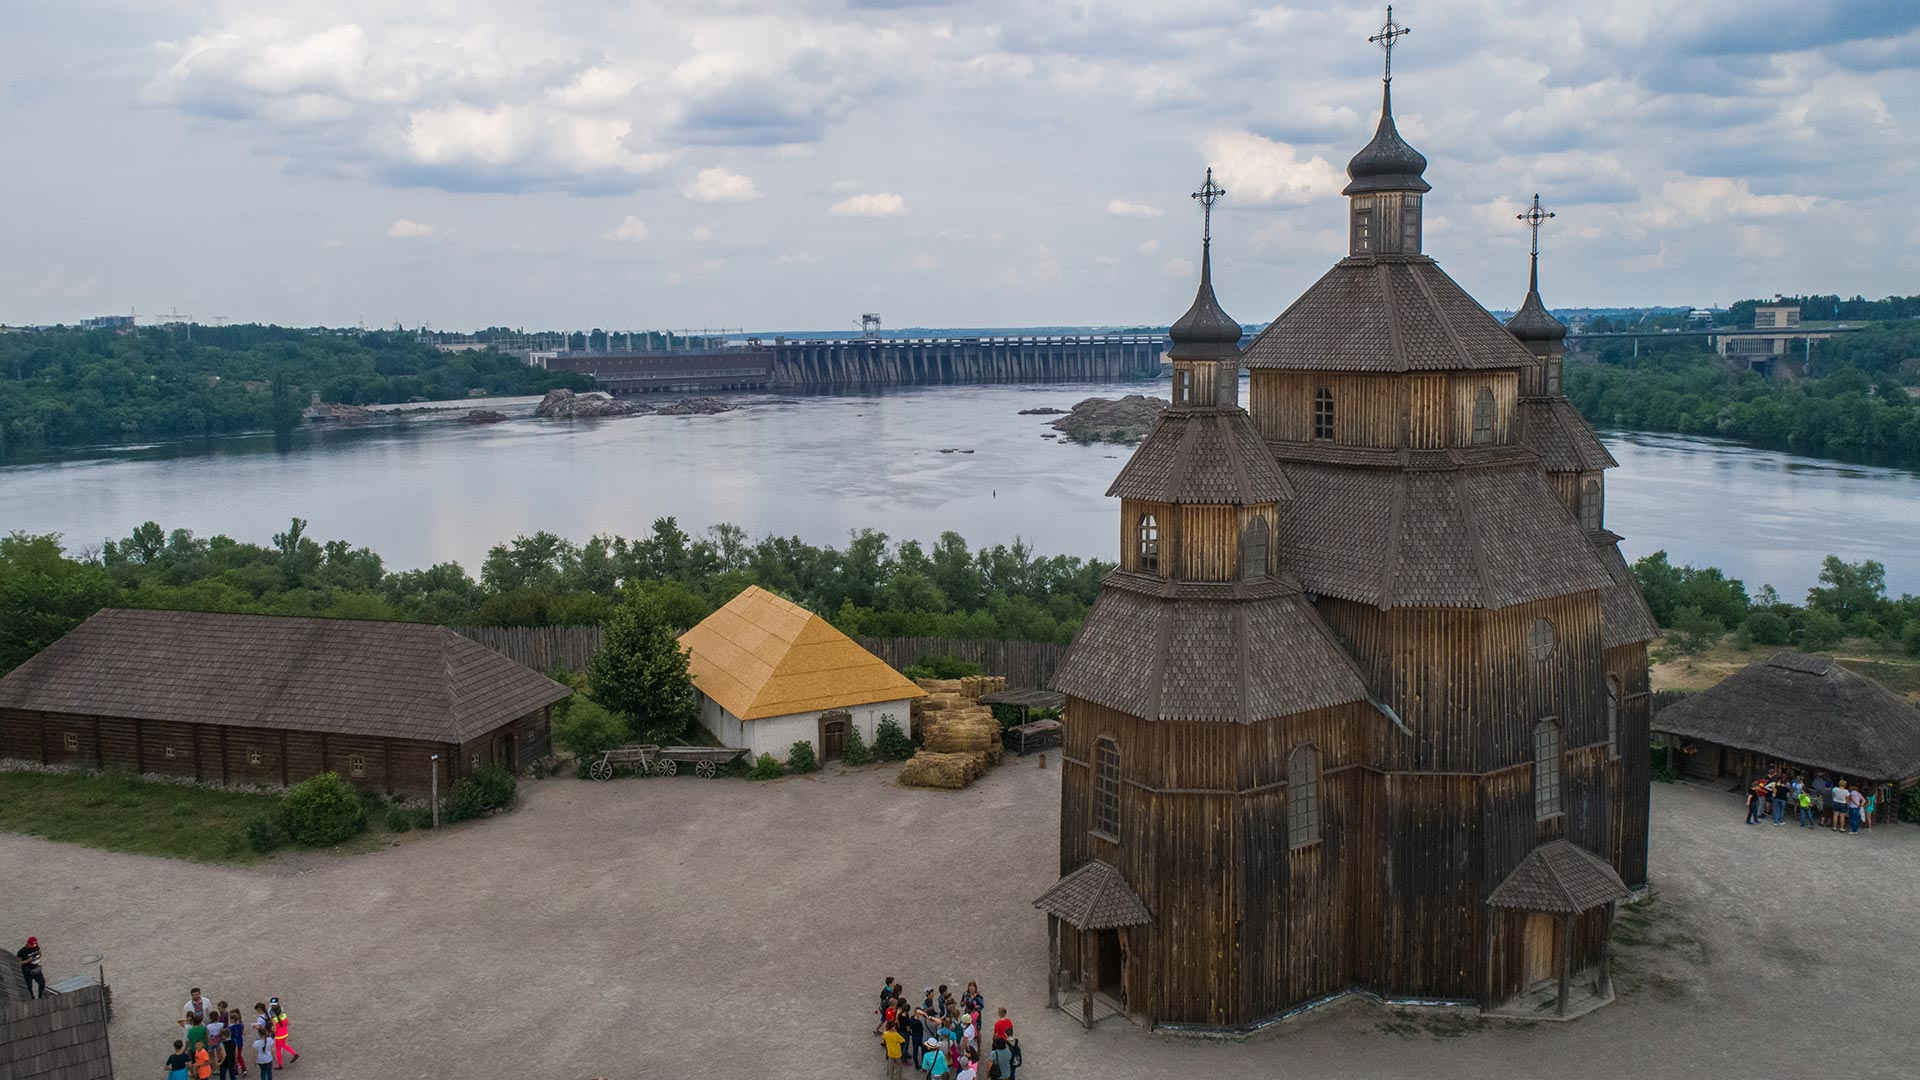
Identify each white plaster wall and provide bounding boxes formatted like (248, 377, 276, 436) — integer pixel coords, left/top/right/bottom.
(695, 694, 914, 762)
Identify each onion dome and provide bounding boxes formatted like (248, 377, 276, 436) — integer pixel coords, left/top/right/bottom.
(1506, 286, 1567, 343)
(1168, 245, 1244, 361)
(1342, 84, 1430, 196)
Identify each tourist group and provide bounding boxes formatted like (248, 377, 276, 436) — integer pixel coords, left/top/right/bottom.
(872, 977, 1023, 1079)
(1745, 769, 1882, 832)
(162, 987, 301, 1080)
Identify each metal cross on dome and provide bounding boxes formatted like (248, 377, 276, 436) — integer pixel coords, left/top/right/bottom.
(1518, 193, 1555, 259)
(1369, 5, 1411, 84)
(1191, 167, 1226, 244)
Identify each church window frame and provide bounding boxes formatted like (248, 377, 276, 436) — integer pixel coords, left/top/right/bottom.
(1606, 675, 1621, 761)
(1528, 618, 1557, 663)
(1534, 719, 1564, 820)
(1579, 477, 1602, 532)
(1287, 744, 1321, 848)
(1351, 200, 1373, 254)
(1092, 736, 1121, 840)
(1240, 516, 1270, 580)
(1136, 513, 1160, 574)
(1470, 386, 1496, 445)
(1545, 357, 1563, 395)
(1312, 387, 1335, 441)
(1400, 194, 1422, 252)
(1175, 368, 1193, 405)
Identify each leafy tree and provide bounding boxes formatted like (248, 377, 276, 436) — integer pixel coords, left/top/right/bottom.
(550, 695, 631, 760)
(0, 532, 119, 672)
(1806, 556, 1888, 622)
(1799, 609, 1845, 650)
(1743, 610, 1792, 646)
(587, 593, 700, 743)
(1666, 605, 1724, 656)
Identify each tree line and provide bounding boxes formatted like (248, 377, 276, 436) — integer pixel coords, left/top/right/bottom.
(1630, 550, 1920, 658)
(0, 324, 589, 453)
(0, 518, 1111, 674)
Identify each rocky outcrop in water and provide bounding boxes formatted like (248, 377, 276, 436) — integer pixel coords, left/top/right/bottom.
(654, 397, 736, 416)
(1048, 394, 1167, 444)
(459, 409, 509, 424)
(535, 389, 647, 418)
(1017, 406, 1068, 415)
(301, 401, 372, 423)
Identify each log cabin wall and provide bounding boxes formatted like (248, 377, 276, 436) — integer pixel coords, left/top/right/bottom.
(1609, 642, 1652, 887)
(1118, 500, 1170, 576)
(1248, 372, 1519, 449)
(1176, 504, 1242, 583)
(1448, 373, 1519, 445)
(1545, 472, 1580, 517)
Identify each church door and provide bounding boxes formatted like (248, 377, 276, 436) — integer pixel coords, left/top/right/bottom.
(1522, 913, 1560, 988)
(1096, 928, 1125, 1003)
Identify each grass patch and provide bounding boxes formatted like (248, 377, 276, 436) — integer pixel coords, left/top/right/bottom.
(0, 770, 285, 863)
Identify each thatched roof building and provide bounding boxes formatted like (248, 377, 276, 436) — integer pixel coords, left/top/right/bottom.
(1654, 651, 1920, 784)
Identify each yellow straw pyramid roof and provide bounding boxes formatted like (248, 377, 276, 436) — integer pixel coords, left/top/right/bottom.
(678, 586, 927, 721)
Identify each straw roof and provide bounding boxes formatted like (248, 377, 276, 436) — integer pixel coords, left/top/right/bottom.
(1653, 651, 1920, 781)
(1033, 860, 1152, 930)
(678, 586, 925, 721)
(1487, 840, 1628, 914)
(0, 609, 570, 743)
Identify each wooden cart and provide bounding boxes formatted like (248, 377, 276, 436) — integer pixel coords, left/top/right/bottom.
(588, 743, 748, 780)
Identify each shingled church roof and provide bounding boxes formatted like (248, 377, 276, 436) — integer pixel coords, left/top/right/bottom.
(1107, 409, 1293, 504)
(1595, 539, 1658, 647)
(1517, 397, 1616, 472)
(1488, 840, 1629, 914)
(1243, 258, 1539, 373)
(1033, 859, 1152, 929)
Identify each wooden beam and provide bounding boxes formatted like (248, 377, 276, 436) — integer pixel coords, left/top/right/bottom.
(1556, 912, 1573, 1017)
(1047, 916, 1059, 1010)
(1081, 929, 1094, 1029)
(1597, 902, 1614, 997)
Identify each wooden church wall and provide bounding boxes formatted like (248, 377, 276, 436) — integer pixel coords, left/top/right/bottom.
(1117, 500, 1171, 575)
(1248, 372, 1520, 449)
(1610, 641, 1653, 887)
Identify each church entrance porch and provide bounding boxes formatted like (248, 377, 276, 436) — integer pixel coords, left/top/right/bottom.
(1034, 860, 1152, 1029)
(1485, 840, 1628, 1020)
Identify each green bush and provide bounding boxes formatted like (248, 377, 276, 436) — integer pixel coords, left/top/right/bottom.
(873, 714, 913, 761)
(245, 815, 283, 853)
(279, 772, 368, 846)
(410, 806, 437, 830)
(841, 724, 872, 766)
(747, 753, 785, 780)
(1901, 620, 1920, 658)
(383, 806, 413, 833)
(901, 654, 985, 680)
(1800, 609, 1845, 650)
(358, 788, 388, 816)
(551, 695, 631, 760)
(787, 739, 819, 774)
(1902, 787, 1920, 824)
(447, 765, 517, 822)
(1744, 610, 1791, 646)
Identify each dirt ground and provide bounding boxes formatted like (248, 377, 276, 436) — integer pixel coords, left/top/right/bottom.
(4, 763, 1917, 1080)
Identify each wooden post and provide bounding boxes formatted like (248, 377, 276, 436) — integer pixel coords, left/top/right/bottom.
(93, 717, 104, 769)
(1081, 928, 1094, 1029)
(1556, 912, 1574, 1017)
(279, 730, 289, 787)
(220, 727, 230, 786)
(1481, 908, 1497, 1013)
(1046, 916, 1060, 1010)
(1597, 903, 1614, 997)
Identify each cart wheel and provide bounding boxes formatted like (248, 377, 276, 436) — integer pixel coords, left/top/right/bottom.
(695, 760, 717, 779)
(658, 759, 678, 777)
(589, 760, 613, 782)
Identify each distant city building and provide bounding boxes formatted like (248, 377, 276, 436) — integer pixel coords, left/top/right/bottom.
(1717, 303, 1830, 373)
(80, 314, 135, 332)
(1752, 304, 1801, 329)
(1687, 309, 1714, 325)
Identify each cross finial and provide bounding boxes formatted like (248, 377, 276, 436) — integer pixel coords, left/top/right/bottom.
(1191, 166, 1226, 245)
(1517, 192, 1555, 290)
(1369, 5, 1411, 84)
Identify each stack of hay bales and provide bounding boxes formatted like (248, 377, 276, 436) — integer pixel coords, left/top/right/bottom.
(899, 674, 1009, 789)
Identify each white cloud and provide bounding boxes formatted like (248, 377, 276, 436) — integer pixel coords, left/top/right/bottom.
(682, 167, 761, 203)
(386, 218, 433, 239)
(1641, 178, 1817, 226)
(1201, 132, 1344, 206)
(1106, 199, 1163, 219)
(1162, 257, 1195, 278)
(608, 216, 648, 242)
(830, 192, 907, 217)
(1137, 239, 1160, 255)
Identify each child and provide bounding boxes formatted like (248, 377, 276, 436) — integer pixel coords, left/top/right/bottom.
(882, 1020, 906, 1080)
(166, 1039, 191, 1080)
(252, 1023, 275, 1080)
(193, 1040, 213, 1080)
(226, 1009, 247, 1078)
(268, 999, 298, 1067)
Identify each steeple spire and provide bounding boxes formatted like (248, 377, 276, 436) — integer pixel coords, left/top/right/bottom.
(1344, 6, 1429, 199)
(1507, 193, 1567, 348)
(1168, 167, 1242, 367)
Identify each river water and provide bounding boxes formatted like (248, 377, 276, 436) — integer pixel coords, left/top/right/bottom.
(5, 379, 1917, 599)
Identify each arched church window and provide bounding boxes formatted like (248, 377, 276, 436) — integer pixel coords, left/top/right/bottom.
(1579, 477, 1602, 532)
(1533, 720, 1563, 820)
(1528, 618, 1556, 662)
(1470, 387, 1495, 445)
(1093, 737, 1121, 838)
(1606, 675, 1621, 761)
(1312, 387, 1335, 441)
(1287, 744, 1320, 848)
(1240, 517, 1269, 579)
(1137, 514, 1160, 573)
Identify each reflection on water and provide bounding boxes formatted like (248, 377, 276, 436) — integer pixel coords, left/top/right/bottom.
(4, 384, 1916, 599)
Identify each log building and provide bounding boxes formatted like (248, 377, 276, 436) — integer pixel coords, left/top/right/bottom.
(1039, 25, 1653, 1030)
(0, 609, 570, 797)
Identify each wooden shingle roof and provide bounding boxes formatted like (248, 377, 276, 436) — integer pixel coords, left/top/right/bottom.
(1488, 840, 1629, 914)
(1517, 397, 1616, 472)
(1033, 860, 1152, 929)
(1243, 257, 1538, 373)
(678, 586, 925, 721)
(1276, 461, 1615, 610)
(1107, 408, 1293, 504)
(0, 609, 570, 742)
(1595, 540, 1658, 648)
(1653, 651, 1920, 781)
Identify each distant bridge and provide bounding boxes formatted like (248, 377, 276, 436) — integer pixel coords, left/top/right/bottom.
(544, 332, 1169, 393)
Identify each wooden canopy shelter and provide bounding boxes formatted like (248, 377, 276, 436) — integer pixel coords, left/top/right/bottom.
(1486, 840, 1629, 1017)
(0, 609, 570, 796)
(1653, 651, 1920, 790)
(1034, 860, 1152, 1028)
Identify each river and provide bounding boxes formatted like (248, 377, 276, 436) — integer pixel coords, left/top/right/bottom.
(4, 379, 1917, 599)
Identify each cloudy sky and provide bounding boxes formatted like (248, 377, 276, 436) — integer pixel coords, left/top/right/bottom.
(4, 1, 1915, 332)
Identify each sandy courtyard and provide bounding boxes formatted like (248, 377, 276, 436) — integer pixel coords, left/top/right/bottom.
(3, 763, 1916, 1080)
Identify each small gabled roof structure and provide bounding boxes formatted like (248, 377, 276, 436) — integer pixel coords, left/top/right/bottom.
(0, 609, 570, 743)
(1243, 259, 1539, 373)
(677, 586, 925, 721)
(1488, 840, 1629, 915)
(1653, 651, 1920, 782)
(1033, 860, 1152, 929)
(1106, 410, 1293, 504)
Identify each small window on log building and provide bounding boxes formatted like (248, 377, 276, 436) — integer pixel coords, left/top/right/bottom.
(1175, 368, 1193, 405)
(248, 750, 264, 767)
(64, 732, 79, 752)
(1579, 477, 1602, 531)
(1312, 387, 1335, 440)
(1470, 387, 1495, 445)
(1546, 357, 1563, 395)
(1606, 676, 1621, 760)
(1093, 737, 1121, 838)
(1287, 744, 1320, 848)
(1534, 720, 1563, 819)
(348, 753, 367, 778)
(1351, 205, 1372, 253)
(1137, 514, 1160, 573)
(1240, 517, 1269, 579)
(1528, 618, 1556, 662)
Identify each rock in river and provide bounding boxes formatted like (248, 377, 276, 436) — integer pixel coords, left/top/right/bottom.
(534, 389, 647, 419)
(654, 397, 737, 416)
(459, 409, 509, 424)
(1048, 394, 1167, 444)
(1017, 406, 1068, 415)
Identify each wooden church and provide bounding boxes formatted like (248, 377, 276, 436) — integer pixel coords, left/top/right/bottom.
(1038, 12, 1656, 1030)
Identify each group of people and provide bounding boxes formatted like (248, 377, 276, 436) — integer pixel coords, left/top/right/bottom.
(872, 977, 1022, 1080)
(163, 987, 300, 1080)
(1744, 768, 1880, 833)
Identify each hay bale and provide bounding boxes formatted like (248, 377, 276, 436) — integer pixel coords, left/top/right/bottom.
(923, 706, 1000, 754)
(915, 678, 965, 694)
(898, 751, 989, 789)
